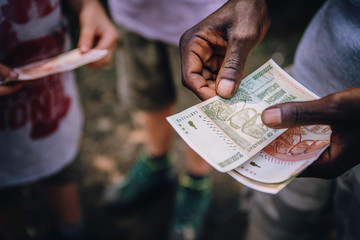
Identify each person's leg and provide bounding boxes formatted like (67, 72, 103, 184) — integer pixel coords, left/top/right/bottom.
(166, 44, 213, 239)
(168, 147, 213, 240)
(41, 159, 85, 240)
(185, 147, 212, 176)
(0, 187, 28, 240)
(117, 27, 176, 159)
(42, 183, 81, 226)
(105, 28, 177, 209)
(142, 104, 175, 158)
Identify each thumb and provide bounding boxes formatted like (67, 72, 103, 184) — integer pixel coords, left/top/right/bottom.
(216, 40, 248, 98)
(262, 88, 360, 128)
(78, 26, 96, 54)
(261, 96, 343, 128)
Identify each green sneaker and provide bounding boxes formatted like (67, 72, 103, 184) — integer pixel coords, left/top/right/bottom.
(104, 154, 175, 210)
(168, 175, 212, 240)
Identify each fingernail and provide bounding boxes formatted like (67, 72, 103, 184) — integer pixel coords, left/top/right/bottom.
(9, 71, 18, 79)
(217, 79, 236, 97)
(80, 46, 89, 53)
(262, 108, 282, 127)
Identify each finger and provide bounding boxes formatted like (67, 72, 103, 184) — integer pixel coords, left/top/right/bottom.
(88, 27, 118, 68)
(215, 38, 248, 98)
(299, 148, 350, 179)
(204, 55, 223, 73)
(182, 69, 217, 100)
(180, 35, 217, 100)
(261, 93, 353, 128)
(78, 26, 96, 53)
(0, 64, 18, 80)
(93, 27, 118, 50)
(300, 129, 360, 179)
(298, 146, 335, 178)
(0, 83, 23, 96)
(87, 51, 113, 68)
(181, 54, 217, 100)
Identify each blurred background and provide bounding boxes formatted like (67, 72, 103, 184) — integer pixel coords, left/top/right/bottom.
(23, 0, 325, 239)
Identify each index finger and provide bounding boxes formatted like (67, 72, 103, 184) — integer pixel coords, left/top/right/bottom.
(181, 51, 216, 100)
(87, 26, 118, 68)
(180, 30, 219, 100)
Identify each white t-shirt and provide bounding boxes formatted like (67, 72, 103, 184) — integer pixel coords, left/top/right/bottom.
(0, 0, 83, 187)
(108, 0, 227, 45)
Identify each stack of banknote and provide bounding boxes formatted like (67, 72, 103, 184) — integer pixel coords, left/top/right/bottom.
(167, 60, 331, 194)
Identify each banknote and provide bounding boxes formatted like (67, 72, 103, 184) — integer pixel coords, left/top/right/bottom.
(235, 125, 331, 184)
(229, 125, 330, 194)
(7, 48, 108, 82)
(167, 59, 321, 172)
(167, 59, 331, 194)
(228, 170, 293, 195)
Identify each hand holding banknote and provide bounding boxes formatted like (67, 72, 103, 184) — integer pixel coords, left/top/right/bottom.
(262, 87, 360, 179)
(168, 60, 332, 194)
(75, 0, 118, 68)
(180, 0, 269, 100)
(0, 0, 117, 89)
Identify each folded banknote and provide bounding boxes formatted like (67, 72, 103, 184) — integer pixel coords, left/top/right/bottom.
(4, 48, 108, 82)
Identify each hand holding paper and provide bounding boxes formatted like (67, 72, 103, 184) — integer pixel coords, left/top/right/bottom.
(2, 49, 108, 83)
(167, 60, 331, 194)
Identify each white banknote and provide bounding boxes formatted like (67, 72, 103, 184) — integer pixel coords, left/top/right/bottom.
(167, 60, 331, 194)
(9, 48, 108, 81)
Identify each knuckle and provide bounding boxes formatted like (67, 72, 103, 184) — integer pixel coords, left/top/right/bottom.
(228, 27, 260, 45)
(181, 78, 187, 87)
(182, 74, 198, 90)
(181, 76, 190, 88)
(281, 103, 304, 126)
(326, 92, 354, 121)
(224, 56, 241, 70)
(180, 27, 198, 47)
(290, 104, 302, 124)
(330, 93, 347, 108)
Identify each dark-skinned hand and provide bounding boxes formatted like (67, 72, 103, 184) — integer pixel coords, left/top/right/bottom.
(180, 0, 270, 100)
(261, 87, 360, 179)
